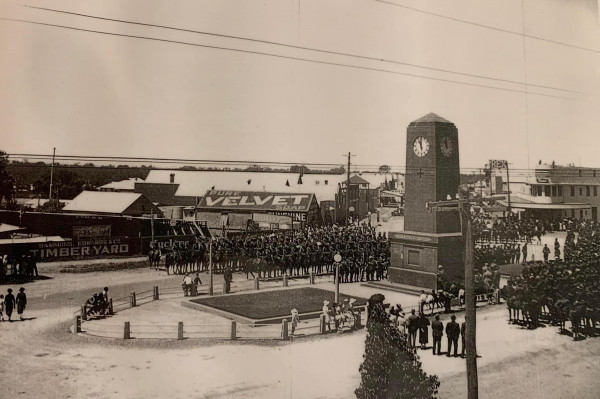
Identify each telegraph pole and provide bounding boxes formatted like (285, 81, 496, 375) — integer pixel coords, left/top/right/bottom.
(48, 147, 56, 201)
(428, 193, 504, 399)
(209, 239, 213, 295)
(459, 198, 478, 399)
(506, 162, 512, 212)
(346, 152, 351, 226)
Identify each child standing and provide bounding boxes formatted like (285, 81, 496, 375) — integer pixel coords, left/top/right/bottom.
(290, 308, 300, 335)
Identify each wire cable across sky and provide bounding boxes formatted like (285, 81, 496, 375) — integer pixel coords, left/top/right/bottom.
(0, 17, 583, 102)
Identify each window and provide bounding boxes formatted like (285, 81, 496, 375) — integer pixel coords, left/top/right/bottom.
(551, 186, 557, 197)
(579, 169, 583, 177)
(579, 187, 584, 196)
(530, 185, 536, 196)
(587, 186, 591, 196)
(571, 186, 575, 196)
(324, 180, 328, 185)
(407, 249, 421, 266)
(594, 170, 597, 177)
(558, 186, 563, 197)
(537, 186, 543, 196)
(544, 186, 551, 197)
(315, 181, 320, 185)
(595, 186, 598, 196)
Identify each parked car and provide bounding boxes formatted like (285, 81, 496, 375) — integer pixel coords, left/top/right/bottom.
(391, 208, 404, 216)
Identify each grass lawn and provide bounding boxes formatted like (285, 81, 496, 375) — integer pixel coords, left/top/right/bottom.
(190, 287, 368, 320)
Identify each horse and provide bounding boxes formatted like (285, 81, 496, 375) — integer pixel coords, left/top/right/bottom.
(148, 249, 161, 270)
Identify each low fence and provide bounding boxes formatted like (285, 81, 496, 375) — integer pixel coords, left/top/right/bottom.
(75, 312, 364, 340)
(73, 272, 347, 341)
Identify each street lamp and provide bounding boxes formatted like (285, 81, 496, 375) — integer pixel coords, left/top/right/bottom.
(333, 253, 342, 303)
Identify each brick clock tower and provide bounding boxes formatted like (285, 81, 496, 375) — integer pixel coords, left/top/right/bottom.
(388, 113, 464, 289)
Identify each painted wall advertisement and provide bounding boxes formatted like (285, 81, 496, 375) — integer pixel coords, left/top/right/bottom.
(1, 237, 136, 261)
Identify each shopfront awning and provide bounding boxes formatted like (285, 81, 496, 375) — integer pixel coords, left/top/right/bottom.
(496, 200, 591, 210)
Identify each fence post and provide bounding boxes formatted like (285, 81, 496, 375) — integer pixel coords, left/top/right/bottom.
(154, 286, 159, 300)
(81, 305, 87, 321)
(310, 271, 315, 285)
(131, 292, 137, 307)
(178, 322, 184, 340)
(281, 319, 289, 340)
(254, 276, 260, 290)
(124, 322, 131, 339)
(231, 321, 237, 340)
(355, 310, 362, 328)
(283, 274, 288, 287)
(108, 298, 114, 315)
(73, 315, 81, 334)
(320, 314, 326, 334)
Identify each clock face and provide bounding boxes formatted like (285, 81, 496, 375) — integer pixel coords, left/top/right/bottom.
(413, 136, 429, 157)
(440, 136, 454, 157)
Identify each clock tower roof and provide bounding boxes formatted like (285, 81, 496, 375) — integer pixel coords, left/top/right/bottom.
(411, 113, 452, 124)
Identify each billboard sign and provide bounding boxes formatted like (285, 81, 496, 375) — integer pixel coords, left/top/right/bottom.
(73, 225, 111, 241)
(197, 190, 313, 212)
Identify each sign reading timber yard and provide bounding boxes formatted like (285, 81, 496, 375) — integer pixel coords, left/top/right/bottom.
(197, 190, 314, 212)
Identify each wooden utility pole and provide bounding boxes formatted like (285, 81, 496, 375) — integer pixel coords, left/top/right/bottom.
(209, 239, 213, 295)
(48, 147, 56, 201)
(346, 152, 351, 226)
(459, 198, 478, 399)
(428, 193, 504, 399)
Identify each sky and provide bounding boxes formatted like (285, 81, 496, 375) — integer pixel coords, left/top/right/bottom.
(1, 0, 599, 172)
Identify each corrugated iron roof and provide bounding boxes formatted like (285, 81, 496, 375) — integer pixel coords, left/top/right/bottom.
(63, 191, 144, 214)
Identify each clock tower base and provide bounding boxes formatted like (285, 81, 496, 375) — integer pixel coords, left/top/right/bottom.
(388, 231, 464, 290)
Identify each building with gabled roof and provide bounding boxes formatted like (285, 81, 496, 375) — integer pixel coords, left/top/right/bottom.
(98, 177, 143, 192)
(62, 191, 162, 217)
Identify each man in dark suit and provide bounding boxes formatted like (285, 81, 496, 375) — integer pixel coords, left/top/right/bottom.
(431, 314, 444, 355)
(446, 315, 460, 357)
(461, 320, 466, 357)
(406, 309, 419, 348)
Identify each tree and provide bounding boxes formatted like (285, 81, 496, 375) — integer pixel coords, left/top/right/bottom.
(379, 165, 391, 174)
(0, 150, 16, 208)
(356, 294, 439, 399)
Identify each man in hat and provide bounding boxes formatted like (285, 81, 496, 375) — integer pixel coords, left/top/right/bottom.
(446, 315, 460, 357)
(4, 288, 15, 322)
(406, 308, 419, 348)
(16, 287, 27, 320)
(431, 314, 444, 355)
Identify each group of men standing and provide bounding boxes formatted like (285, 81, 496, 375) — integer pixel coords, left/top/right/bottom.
(401, 308, 467, 357)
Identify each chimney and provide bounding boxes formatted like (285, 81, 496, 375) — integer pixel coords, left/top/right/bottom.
(170, 173, 175, 183)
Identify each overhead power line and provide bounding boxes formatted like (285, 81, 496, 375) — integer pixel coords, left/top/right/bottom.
(376, 0, 600, 54)
(0, 18, 580, 101)
(7, 153, 599, 173)
(20, 4, 586, 95)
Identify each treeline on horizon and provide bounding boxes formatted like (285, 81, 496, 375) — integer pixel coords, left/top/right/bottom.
(8, 160, 484, 200)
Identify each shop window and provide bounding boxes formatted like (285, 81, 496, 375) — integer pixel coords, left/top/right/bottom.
(587, 186, 591, 196)
(571, 186, 575, 196)
(537, 186, 543, 196)
(558, 186, 563, 196)
(551, 186, 557, 197)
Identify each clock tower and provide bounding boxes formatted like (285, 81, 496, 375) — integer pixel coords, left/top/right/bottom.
(388, 113, 464, 289)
